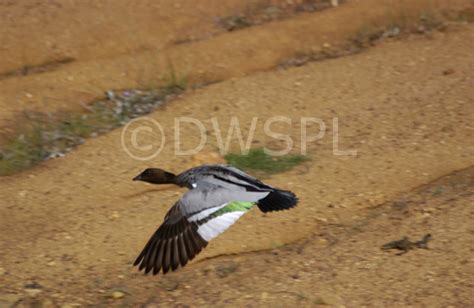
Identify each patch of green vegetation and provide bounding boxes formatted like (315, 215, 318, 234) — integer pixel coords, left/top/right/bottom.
(351, 23, 385, 48)
(271, 240, 287, 249)
(218, 15, 254, 31)
(225, 148, 308, 174)
(161, 61, 187, 95)
(0, 124, 49, 175)
(215, 262, 239, 278)
(431, 185, 445, 196)
(0, 108, 120, 176)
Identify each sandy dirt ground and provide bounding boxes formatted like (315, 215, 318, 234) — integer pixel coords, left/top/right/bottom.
(1, 0, 474, 307)
(0, 0, 471, 131)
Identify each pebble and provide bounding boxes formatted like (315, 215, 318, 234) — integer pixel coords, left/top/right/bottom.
(443, 68, 455, 75)
(110, 211, 120, 220)
(110, 291, 125, 299)
(0, 267, 5, 275)
(315, 216, 328, 223)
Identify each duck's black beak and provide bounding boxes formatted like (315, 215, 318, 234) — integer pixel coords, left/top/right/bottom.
(133, 174, 142, 181)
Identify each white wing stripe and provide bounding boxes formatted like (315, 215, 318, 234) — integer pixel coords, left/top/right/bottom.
(197, 211, 246, 241)
(188, 203, 228, 222)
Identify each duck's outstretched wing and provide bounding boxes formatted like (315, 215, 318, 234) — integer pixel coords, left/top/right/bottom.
(134, 184, 269, 275)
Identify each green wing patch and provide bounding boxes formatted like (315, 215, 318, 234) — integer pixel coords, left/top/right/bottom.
(211, 201, 255, 217)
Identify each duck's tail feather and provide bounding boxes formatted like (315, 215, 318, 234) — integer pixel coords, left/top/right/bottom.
(257, 189, 298, 212)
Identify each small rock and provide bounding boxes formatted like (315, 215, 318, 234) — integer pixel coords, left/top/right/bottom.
(0, 267, 6, 275)
(261, 292, 268, 300)
(110, 211, 120, 220)
(47, 261, 56, 266)
(315, 216, 328, 223)
(25, 93, 33, 98)
(384, 27, 400, 37)
(322, 43, 331, 49)
(443, 68, 455, 75)
(110, 291, 125, 299)
(264, 6, 281, 18)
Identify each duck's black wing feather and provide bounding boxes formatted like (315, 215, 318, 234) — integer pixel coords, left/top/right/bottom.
(133, 204, 207, 275)
(256, 189, 298, 212)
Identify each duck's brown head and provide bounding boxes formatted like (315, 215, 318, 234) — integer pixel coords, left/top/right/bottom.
(133, 168, 177, 185)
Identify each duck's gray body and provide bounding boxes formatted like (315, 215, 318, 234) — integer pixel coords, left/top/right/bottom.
(134, 164, 298, 275)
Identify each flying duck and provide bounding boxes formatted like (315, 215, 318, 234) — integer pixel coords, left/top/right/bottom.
(132, 164, 298, 275)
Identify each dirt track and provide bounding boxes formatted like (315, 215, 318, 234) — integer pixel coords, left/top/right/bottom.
(1, 1, 474, 307)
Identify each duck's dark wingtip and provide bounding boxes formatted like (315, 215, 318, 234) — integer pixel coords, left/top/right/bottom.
(257, 189, 298, 213)
(133, 256, 143, 267)
(133, 219, 209, 276)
